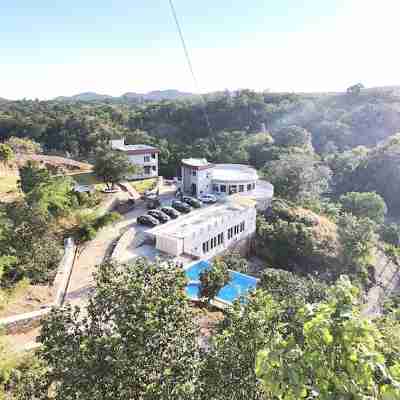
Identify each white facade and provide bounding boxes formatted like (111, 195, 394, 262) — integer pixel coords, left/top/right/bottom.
(180, 158, 273, 210)
(148, 196, 257, 258)
(110, 138, 159, 180)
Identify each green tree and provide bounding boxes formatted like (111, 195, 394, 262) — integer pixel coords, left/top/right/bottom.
(199, 258, 230, 304)
(0, 202, 61, 284)
(256, 276, 400, 399)
(35, 259, 201, 400)
(93, 150, 138, 190)
(339, 191, 387, 224)
(273, 125, 313, 149)
(18, 160, 50, 194)
(0, 144, 14, 172)
(5, 137, 41, 154)
(262, 153, 331, 202)
(26, 176, 74, 217)
(202, 291, 277, 400)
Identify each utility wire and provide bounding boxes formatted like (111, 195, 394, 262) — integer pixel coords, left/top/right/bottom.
(168, 0, 212, 134)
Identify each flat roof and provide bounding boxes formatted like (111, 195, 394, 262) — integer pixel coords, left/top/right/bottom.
(182, 158, 212, 168)
(211, 164, 258, 182)
(148, 195, 256, 240)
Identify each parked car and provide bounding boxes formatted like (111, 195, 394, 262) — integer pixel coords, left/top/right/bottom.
(137, 214, 160, 227)
(172, 200, 192, 213)
(102, 186, 120, 194)
(147, 209, 170, 223)
(160, 206, 181, 219)
(198, 194, 217, 204)
(182, 196, 202, 208)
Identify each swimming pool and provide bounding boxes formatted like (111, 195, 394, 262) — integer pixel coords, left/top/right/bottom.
(184, 260, 257, 304)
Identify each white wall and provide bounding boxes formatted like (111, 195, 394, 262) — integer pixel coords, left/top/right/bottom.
(156, 234, 183, 256)
(126, 153, 158, 179)
(183, 207, 256, 257)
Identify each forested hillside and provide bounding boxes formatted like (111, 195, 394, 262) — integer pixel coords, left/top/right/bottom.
(2, 88, 400, 213)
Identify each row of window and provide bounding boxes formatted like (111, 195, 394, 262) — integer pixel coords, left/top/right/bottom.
(213, 183, 256, 193)
(203, 222, 246, 253)
(202, 232, 224, 253)
(227, 221, 245, 239)
(144, 154, 157, 162)
(144, 165, 157, 175)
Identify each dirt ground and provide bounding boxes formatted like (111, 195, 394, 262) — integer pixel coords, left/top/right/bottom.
(0, 284, 53, 318)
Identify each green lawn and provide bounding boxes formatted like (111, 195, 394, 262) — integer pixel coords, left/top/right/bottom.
(70, 172, 106, 190)
(129, 178, 157, 194)
(0, 176, 19, 194)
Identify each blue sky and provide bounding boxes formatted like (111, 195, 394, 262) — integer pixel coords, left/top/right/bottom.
(1, 0, 399, 99)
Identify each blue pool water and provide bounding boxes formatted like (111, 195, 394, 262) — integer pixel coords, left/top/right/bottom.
(184, 260, 257, 304)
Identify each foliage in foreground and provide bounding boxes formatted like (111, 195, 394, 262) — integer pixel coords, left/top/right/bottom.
(34, 259, 201, 400)
(256, 277, 400, 400)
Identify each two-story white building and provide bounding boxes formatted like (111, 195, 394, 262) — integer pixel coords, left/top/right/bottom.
(110, 138, 159, 180)
(180, 158, 273, 210)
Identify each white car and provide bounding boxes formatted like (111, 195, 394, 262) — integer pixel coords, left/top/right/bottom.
(198, 194, 217, 204)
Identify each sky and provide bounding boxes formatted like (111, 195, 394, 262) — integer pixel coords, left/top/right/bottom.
(1, 0, 399, 100)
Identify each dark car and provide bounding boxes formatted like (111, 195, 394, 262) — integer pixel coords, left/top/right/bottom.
(160, 206, 181, 219)
(172, 200, 192, 213)
(182, 196, 202, 208)
(137, 214, 160, 227)
(147, 209, 170, 223)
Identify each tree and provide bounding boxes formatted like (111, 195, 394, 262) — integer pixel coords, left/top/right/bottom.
(18, 160, 50, 194)
(0, 202, 61, 284)
(256, 276, 400, 399)
(199, 258, 230, 304)
(347, 82, 365, 95)
(202, 291, 277, 400)
(5, 137, 41, 154)
(93, 150, 139, 190)
(273, 125, 313, 149)
(35, 259, 201, 400)
(339, 191, 387, 224)
(337, 213, 377, 276)
(0, 143, 14, 172)
(26, 175, 74, 217)
(262, 153, 331, 202)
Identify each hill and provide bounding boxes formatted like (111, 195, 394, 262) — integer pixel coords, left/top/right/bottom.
(54, 89, 195, 102)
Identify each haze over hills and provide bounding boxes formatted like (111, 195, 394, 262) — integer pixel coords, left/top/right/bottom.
(54, 89, 195, 102)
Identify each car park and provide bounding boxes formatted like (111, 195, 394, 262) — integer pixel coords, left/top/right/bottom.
(147, 209, 170, 223)
(172, 200, 192, 213)
(198, 194, 217, 204)
(182, 196, 202, 208)
(160, 206, 181, 219)
(137, 214, 160, 227)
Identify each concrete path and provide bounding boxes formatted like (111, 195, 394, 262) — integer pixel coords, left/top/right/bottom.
(9, 183, 177, 348)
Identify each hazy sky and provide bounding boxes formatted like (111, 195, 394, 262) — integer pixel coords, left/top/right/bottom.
(1, 0, 399, 99)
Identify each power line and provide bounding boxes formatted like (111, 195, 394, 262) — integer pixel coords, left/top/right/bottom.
(168, 0, 212, 134)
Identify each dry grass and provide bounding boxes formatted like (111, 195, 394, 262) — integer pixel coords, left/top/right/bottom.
(0, 175, 18, 194)
(0, 280, 53, 318)
(129, 178, 157, 194)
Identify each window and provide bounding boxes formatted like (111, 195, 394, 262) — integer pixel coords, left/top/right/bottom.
(220, 185, 226, 193)
(151, 153, 156, 159)
(252, 183, 256, 189)
(247, 183, 252, 191)
(144, 166, 151, 175)
(152, 166, 157, 171)
(213, 184, 219, 192)
(192, 169, 197, 176)
(144, 155, 150, 162)
(229, 185, 237, 194)
(210, 239, 214, 250)
(202, 242, 206, 253)
(239, 185, 244, 192)
(240, 221, 245, 232)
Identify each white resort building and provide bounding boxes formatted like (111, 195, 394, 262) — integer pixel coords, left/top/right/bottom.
(148, 196, 257, 258)
(110, 138, 159, 179)
(180, 158, 273, 210)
